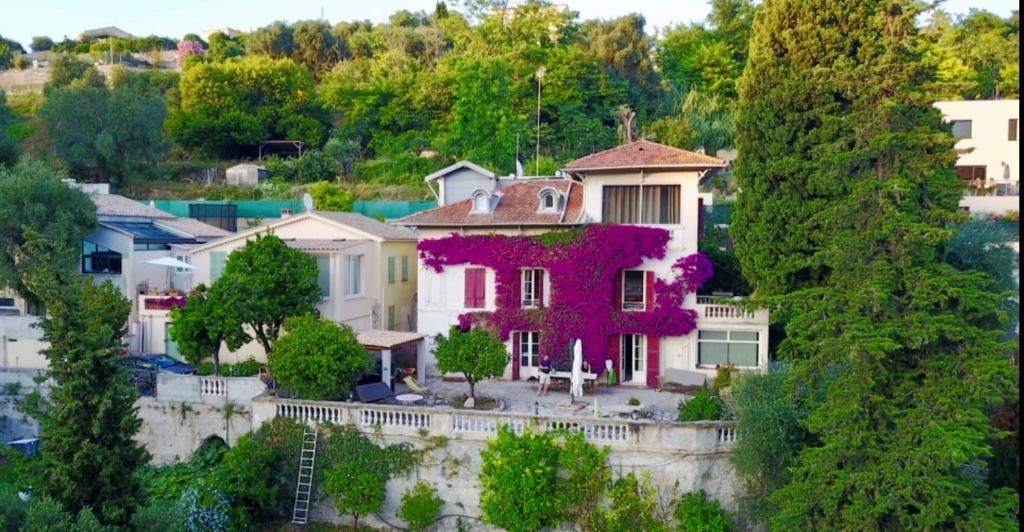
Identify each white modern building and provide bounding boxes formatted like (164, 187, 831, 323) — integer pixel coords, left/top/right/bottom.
(398, 141, 770, 387)
(934, 99, 1019, 215)
(1, 183, 230, 368)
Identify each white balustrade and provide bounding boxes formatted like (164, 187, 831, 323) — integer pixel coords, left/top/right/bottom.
(200, 377, 226, 396)
(717, 426, 737, 444)
(702, 305, 755, 320)
(266, 398, 737, 452)
(359, 408, 431, 430)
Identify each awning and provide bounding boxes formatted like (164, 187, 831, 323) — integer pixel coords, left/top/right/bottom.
(145, 256, 194, 269)
(356, 330, 425, 350)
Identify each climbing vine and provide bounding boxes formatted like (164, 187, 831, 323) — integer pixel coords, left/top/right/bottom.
(419, 225, 713, 367)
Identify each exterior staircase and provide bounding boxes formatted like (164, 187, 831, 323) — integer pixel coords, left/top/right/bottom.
(291, 425, 319, 525)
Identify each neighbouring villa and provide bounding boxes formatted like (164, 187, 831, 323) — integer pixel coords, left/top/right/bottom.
(934, 99, 1019, 216)
(397, 140, 771, 388)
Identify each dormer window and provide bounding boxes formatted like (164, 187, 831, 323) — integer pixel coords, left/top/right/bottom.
(471, 190, 490, 213)
(538, 188, 561, 213)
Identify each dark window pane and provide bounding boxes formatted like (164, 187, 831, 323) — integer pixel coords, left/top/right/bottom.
(951, 120, 972, 139)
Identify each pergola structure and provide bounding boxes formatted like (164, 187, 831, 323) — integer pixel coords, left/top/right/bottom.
(356, 330, 426, 390)
(258, 140, 306, 160)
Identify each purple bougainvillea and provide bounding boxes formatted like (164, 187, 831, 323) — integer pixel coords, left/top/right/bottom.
(419, 225, 713, 368)
(177, 39, 205, 64)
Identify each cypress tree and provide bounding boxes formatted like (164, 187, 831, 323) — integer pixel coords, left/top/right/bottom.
(732, 0, 1018, 528)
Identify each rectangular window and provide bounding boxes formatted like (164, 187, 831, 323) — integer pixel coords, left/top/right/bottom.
(602, 185, 641, 224)
(622, 270, 646, 311)
(950, 120, 972, 139)
(210, 251, 227, 282)
(401, 256, 409, 282)
(464, 268, 486, 308)
(955, 166, 987, 181)
(426, 269, 445, 307)
(82, 240, 122, 275)
(641, 185, 681, 224)
(133, 243, 172, 251)
(387, 305, 396, 330)
(315, 255, 331, 298)
(345, 255, 363, 296)
(1010, 119, 1018, 141)
(388, 256, 396, 284)
(0, 297, 14, 307)
(520, 331, 540, 368)
(521, 268, 543, 308)
(25, 297, 45, 317)
(698, 330, 759, 367)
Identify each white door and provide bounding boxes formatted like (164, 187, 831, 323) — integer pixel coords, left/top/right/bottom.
(520, 331, 540, 378)
(620, 334, 646, 383)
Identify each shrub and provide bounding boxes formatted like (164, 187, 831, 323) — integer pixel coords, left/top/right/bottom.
(180, 480, 230, 532)
(559, 431, 611, 530)
(712, 364, 737, 396)
(434, 326, 510, 400)
(20, 497, 72, 531)
(675, 490, 733, 531)
(213, 435, 279, 526)
(131, 500, 185, 532)
(269, 315, 372, 400)
(308, 180, 354, 211)
(598, 472, 668, 532)
(678, 388, 722, 421)
(0, 484, 26, 530)
(479, 426, 563, 532)
(400, 481, 444, 531)
(322, 428, 418, 528)
(627, 396, 641, 406)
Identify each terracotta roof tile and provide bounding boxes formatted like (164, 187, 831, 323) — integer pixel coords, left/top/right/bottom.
(564, 140, 726, 172)
(396, 179, 584, 227)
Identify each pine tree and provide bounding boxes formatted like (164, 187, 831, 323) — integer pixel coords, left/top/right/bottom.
(33, 275, 150, 526)
(732, 0, 1018, 528)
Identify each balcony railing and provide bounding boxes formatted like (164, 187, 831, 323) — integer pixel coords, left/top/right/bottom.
(696, 295, 768, 323)
(140, 294, 188, 311)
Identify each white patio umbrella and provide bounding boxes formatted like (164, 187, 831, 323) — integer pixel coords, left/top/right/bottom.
(570, 339, 584, 401)
(145, 256, 194, 290)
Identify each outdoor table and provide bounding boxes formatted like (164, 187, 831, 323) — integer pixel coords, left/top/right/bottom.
(395, 393, 423, 404)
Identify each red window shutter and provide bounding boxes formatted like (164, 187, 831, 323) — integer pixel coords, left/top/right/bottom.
(645, 271, 655, 312)
(464, 269, 475, 308)
(607, 334, 620, 386)
(512, 269, 522, 308)
(465, 268, 485, 308)
(698, 197, 705, 236)
(536, 270, 545, 307)
(476, 269, 486, 307)
(614, 271, 623, 310)
(512, 332, 520, 381)
(646, 335, 660, 388)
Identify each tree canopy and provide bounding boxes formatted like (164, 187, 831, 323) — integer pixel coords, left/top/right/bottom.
(268, 315, 372, 400)
(731, 0, 1018, 528)
(434, 325, 509, 399)
(210, 233, 322, 354)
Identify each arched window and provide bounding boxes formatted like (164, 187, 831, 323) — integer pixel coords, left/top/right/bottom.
(543, 193, 555, 209)
(472, 191, 490, 213)
(538, 188, 559, 212)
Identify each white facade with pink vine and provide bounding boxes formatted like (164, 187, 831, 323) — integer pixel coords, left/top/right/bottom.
(397, 141, 770, 387)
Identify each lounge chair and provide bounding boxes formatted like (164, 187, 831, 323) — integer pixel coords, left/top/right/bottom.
(403, 376, 431, 395)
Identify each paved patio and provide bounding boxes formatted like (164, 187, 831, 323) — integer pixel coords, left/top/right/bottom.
(394, 375, 693, 422)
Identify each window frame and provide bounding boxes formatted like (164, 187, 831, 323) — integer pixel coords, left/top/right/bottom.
(1010, 118, 1018, 142)
(471, 191, 490, 213)
(697, 329, 760, 368)
(520, 331, 540, 368)
(401, 256, 409, 282)
(950, 119, 973, 139)
(620, 333, 646, 383)
(344, 254, 364, 297)
(387, 256, 396, 284)
(602, 184, 681, 225)
(82, 240, 123, 275)
(314, 254, 331, 300)
(520, 268, 543, 308)
(622, 270, 646, 311)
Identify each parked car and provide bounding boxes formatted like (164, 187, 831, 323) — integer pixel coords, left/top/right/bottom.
(141, 354, 197, 375)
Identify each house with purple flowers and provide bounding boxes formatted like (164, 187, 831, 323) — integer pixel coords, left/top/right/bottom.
(397, 140, 770, 388)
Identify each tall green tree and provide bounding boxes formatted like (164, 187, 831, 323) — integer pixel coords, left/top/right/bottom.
(167, 55, 327, 157)
(268, 315, 372, 400)
(40, 85, 168, 186)
(0, 91, 19, 166)
(33, 279, 149, 527)
(168, 284, 239, 375)
(732, 0, 1018, 528)
(210, 234, 321, 354)
(0, 160, 96, 297)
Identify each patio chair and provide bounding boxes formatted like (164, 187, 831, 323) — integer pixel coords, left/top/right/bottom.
(403, 376, 432, 395)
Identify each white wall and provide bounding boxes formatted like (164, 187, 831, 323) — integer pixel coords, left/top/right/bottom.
(935, 99, 1019, 216)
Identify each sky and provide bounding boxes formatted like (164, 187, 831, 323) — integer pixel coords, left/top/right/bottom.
(1, 0, 1018, 50)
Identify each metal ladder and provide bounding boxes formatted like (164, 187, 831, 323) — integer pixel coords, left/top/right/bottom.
(291, 425, 319, 525)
